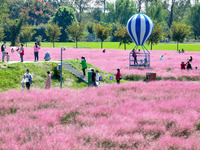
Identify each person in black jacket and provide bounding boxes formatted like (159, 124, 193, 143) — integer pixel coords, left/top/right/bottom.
(1, 41, 6, 62)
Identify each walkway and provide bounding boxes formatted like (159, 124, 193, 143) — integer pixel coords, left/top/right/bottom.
(62, 62, 88, 83)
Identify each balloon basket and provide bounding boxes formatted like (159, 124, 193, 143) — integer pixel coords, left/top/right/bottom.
(129, 45, 151, 69)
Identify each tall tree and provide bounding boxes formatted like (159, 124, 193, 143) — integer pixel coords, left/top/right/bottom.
(114, 26, 132, 50)
(67, 22, 85, 48)
(86, 22, 94, 42)
(20, 25, 35, 47)
(169, 22, 191, 51)
(9, 18, 24, 46)
(94, 24, 110, 49)
(51, 6, 77, 42)
(45, 23, 62, 48)
(187, 2, 200, 39)
(147, 22, 163, 50)
(168, 0, 175, 28)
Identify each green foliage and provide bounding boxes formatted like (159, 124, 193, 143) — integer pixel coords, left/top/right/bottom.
(94, 24, 110, 48)
(0, 27, 5, 42)
(169, 22, 191, 50)
(147, 22, 163, 50)
(187, 3, 200, 38)
(51, 6, 77, 42)
(32, 24, 49, 42)
(9, 18, 24, 46)
(86, 22, 94, 34)
(114, 26, 132, 50)
(105, 0, 137, 25)
(67, 22, 85, 48)
(45, 23, 62, 47)
(35, 35, 42, 46)
(20, 25, 35, 47)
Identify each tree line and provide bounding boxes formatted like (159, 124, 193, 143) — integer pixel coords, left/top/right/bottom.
(0, 0, 199, 50)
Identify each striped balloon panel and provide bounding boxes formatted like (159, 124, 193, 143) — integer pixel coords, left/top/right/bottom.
(127, 14, 154, 46)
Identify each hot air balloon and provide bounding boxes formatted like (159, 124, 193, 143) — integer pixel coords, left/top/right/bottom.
(127, 14, 154, 68)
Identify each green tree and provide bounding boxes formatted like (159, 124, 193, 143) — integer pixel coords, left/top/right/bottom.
(51, 6, 77, 42)
(114, 26, 132, 50)
(86, 22, 94, 42)
(106, 0, 137, 25)
(147, 22, 163, 50)
(45, 23, 62, 48)
(187, 3, 200, 39)
(94, 24, 110, 49)
(67, 22, 85, 48)
(9, 18, 24, 46)
(20, 25, 35, 47)
(169, 22, 191, 51)
(0, 27, 5, 42)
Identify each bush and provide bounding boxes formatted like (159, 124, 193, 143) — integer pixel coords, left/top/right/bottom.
(32, 24, 49, 42)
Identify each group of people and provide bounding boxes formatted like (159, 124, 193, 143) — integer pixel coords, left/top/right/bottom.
(22, 69, 51, 90)
(180, 56, 193, 70)
(1, 42, 51, 62)
(178, 48, 185, 54)
(80, 56, 122, 85)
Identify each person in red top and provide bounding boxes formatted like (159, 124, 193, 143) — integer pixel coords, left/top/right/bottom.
(180, 62, 186, 69)
(20, 44, 24, 62)
(116, 69, 121, 84)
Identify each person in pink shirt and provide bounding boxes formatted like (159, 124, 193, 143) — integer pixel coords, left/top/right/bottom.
(33, 43, 40, 62)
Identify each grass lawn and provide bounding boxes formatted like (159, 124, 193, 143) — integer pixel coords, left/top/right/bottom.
(23, 42, 200, 51)
(0, 62, 87, 91)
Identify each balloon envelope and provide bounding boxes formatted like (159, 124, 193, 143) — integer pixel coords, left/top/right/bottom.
(127, 14, 154, 46)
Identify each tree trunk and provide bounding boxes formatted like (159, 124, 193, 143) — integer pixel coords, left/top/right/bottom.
(177, 42, 179, 51)
(53, 42, 54, 48)
(124, 43, 126, 50)
(151, 42, 152, 50)
(101, 42, 103, 49)
(26, 43, 27, 47)
(169, 0, 175, 28)
(76, 40, 78, 48)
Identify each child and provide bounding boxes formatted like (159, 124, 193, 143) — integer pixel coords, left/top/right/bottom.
(95, 70, 100, 86)
(159, 55, 164, 61)
(6, 52, 10, 62)
(103, 49, 106, 53)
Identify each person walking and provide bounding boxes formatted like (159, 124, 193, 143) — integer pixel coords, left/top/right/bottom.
(95, 70, 100, 86)
(20, 44, 24, 62)
(45, 71, 51, 89)
(33, 43, 40, 62)
(116, 69, 121, 84)
(90, 69, 97, 87)
(80, 57, 87, 76)
(24, 69, 32, 90)
(1, 41, 6, 62)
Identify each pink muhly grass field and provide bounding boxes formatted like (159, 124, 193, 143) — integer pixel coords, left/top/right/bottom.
(0, 81, 200, 149)
(4, 47, 200, 78)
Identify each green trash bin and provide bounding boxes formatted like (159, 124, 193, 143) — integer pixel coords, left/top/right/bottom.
(88, 69, 92, 86)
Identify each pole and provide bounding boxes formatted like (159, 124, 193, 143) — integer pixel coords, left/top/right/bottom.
(60, 47, 62, 89)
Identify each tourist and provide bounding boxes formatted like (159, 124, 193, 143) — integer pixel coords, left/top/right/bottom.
(188, 56, 193, 62)
(24, 69, 33, 90)
(178, 50, 181, 54)
(44, 51, 51, 61)
(80, 57, 87, 76)
(195, 67, 198, 70)
(182, 48, 185, 53)
(116, 69, 121, 84)
(103, 49, 106, 53)
(95, 70, 100, 86)
(180, 62, 186, 70)
(186, 61, 192, 70)
(33, 43, 40, 62)
(20, 44, 24, 62)
(1, 41, 6, 62)
(159, 55, 164, 61)
(132, 50, 138, 65)
(6, 52, 10, 62)
(45, 71, 51, 89)
(90, 69, 97, 87)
